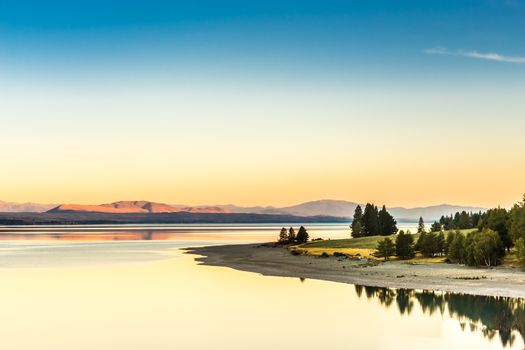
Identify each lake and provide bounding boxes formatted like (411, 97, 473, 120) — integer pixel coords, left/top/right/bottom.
(0, 223, 521, 349)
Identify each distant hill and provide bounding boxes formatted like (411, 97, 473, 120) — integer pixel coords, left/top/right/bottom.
(216, 200, 486, 221)
(0, 200, 56, 213)
(220, 200, 359, 217)
(2, 199, 485, 222)
(49, 201, 230, 214)
(388, 204, 486, 221)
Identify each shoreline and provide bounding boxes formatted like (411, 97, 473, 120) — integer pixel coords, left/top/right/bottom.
(185, 243, 525, 298)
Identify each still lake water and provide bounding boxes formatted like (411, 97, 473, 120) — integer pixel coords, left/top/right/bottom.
(0, 223, 522, 349)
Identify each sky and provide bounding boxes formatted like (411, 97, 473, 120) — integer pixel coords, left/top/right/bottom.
(0, 0, 524, 208)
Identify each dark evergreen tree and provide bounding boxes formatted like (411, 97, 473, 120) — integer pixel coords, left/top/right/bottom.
(362, 203, 380, 236)
(395, 230, 415, 259)
(278, 227, 288, 243)
(417, 231, 439, 257)
(417, 217, 426, 234)
(436, 231, 446, 256)
(447, 231, 466, 263)
(509, 196, 525, 253)
(430, 221, 442, 232)
(351, 205, 364, 238)
(288, 227, 296, 244)
(374, 237, 395, 261)
(378, 205, 398, 236)
(296, 226, 309, 244)
(458, 211, 472, 229)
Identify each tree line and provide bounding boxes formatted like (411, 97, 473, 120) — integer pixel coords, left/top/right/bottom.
(374, 194, 525, 267)
(375, 228, 505, 267)
(278, 226, 309, 245)
(438, 211, 483, 230)
(351, 203, 398, 237)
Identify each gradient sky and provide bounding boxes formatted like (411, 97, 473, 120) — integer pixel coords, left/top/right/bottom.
(1, 0, 524, 208)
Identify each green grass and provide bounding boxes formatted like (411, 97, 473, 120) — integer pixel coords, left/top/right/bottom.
(303, 235, 399, 249)
(295, 229, 477, 261)
(302, 229, 476, 250)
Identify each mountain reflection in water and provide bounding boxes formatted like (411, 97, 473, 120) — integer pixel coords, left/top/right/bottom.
(355, 285, 525, 348)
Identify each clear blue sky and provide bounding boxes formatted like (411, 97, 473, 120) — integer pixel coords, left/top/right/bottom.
(1, 0, 524, 81)
(1, 0, 524, 207)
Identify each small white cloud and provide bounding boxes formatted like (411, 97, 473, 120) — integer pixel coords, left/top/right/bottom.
(425, 47, 525, 64)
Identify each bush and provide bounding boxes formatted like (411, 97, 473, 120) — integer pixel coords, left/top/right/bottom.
(395, 231, 415, 259)
(374, 237, 395, 261)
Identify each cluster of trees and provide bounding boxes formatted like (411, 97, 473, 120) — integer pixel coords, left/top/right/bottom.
(351, 204, 397, 237)
(439, 211, 483, 230)
(374, 228, 506, 266)
(278, 226, 309, 245)
(446, 230, 505, 266)
(374, 230, 415, 260)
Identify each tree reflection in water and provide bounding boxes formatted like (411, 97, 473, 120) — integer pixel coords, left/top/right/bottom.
(355, 285, 525, 348)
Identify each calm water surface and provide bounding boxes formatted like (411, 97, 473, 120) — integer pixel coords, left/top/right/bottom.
(0, 224, 521, 349)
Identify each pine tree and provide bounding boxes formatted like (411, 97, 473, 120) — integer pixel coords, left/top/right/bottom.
(362, 203, 380, 236)
(288, 227, 296, 244)
(296, 226, 309, 244)
(351, 205, 364, 237)
(374, 237, 395, 261)
(278, 227, 288, 243)
(395, 231, 415, 259)
(378, 205, 398, 236)
(430, 221, 442, 232)
(417, 217, 426, 234)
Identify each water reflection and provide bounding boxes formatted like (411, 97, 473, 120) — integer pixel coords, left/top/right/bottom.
(355, 285, 525, 347)
(0, 223, 355, 242)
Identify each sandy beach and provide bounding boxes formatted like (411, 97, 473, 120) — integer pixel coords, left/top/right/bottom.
(186, 243, 525, 298)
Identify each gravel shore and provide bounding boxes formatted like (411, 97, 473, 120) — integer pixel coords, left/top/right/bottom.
(186, 243, 525, 298)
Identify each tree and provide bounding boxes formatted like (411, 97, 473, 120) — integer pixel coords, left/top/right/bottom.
(278, 227, 288, 243)
(296, 226, 309, 244)
(351, 221, 363, 238)
(436, 231, 446, 256)
(480, 207, 511, 251)
(417, 231, 439, 257)
(430, 221, 442, 233)
(378, 205, 398, 236)
(458, 211, 472, 229)
(374, 238, 395, 261)
(515, 238, 525, 267)
(351, 205, 364, 238)
(509, 196, 525, 245)
(417, 217, 426, 234)
(395, 230, 415, 259)
(447, 231, 466, 263)
(288, 227, 296, 244)
(362, 203, 380, 236)
(464, 229, 504, 267)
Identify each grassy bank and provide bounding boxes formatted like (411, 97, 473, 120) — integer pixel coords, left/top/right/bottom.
(293, 229, 476, 262)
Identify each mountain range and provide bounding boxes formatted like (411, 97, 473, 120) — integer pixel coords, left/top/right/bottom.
(0, 199, 485, 221)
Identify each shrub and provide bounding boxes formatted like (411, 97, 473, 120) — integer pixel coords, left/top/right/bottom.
(395, 231, 415, 259)
(374, 237, 395, 261)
